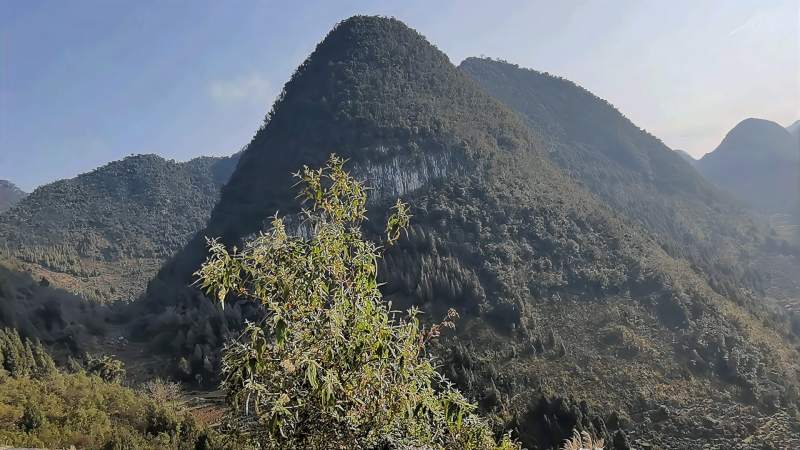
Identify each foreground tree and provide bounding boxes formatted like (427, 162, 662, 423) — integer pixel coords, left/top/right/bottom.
(196, 155, 518, 449)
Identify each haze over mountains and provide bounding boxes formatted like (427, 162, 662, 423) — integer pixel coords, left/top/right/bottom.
(0, 15, 798, 450)
(787, 120, 800, 139)
(673, 149, 696, 165)
(0, 180, 26, 213)
(697, 118, 798, 216)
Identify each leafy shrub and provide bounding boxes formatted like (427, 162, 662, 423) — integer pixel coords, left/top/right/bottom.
(84, 354, 126, 384)
(18, 403, 44, 432)
(196, 155, 519, 449)
(141, 378, 183, 405)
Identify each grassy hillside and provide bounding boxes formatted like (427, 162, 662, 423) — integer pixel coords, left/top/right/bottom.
(0, 153, 239, 302)
(135, 16, 800, 449)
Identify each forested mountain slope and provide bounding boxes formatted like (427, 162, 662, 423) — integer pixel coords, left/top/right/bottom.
(697, 118, 798, 215)
(0, 180, 26, 213)
(135, 16, 800, 449)
(0, 153, 240, 302)
(458, 58, 773, 302)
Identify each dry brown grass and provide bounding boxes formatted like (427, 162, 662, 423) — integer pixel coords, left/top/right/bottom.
(561, 429, 604, 450)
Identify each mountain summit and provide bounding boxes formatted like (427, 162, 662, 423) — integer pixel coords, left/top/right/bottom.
(698, 118, 798, 214)
(137, 17, 800, 449)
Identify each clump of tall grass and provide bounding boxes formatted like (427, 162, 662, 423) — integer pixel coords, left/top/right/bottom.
(561, 429, 604, 450)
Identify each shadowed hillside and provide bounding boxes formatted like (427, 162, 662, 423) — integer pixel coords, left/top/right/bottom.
(135, 16, 800, 449)
(0, 256, 113, 361)
(0, 153, 240, 302)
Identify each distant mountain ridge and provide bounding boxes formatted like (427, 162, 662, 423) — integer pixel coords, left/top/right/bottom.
(697, 118, 798, 215)
(133, 17, 800, 449)
(459, 58, 768, 300)
(0, 152, 240, 302)
(786, 119, 800, 139)
(0, 180, 26, 213)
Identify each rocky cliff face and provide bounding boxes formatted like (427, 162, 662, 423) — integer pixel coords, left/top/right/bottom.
(357, 145, 462, 201)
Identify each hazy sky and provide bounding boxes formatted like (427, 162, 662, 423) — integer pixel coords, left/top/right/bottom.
(2, 0, 798, 191)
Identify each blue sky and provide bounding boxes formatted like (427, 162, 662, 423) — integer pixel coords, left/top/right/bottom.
(1, 0, 797, 191)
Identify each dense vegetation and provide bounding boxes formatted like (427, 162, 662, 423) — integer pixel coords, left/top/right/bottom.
(0, 327, 221, 449)
(0, 180, 26, 214)
(697, 118, 798, 216)
(134, 16, 800, 449)
(0, 153, 240, 302)
(458, 58, 776, 303)
(0, 257, 107, 357)
(196, 156, 518, 449)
